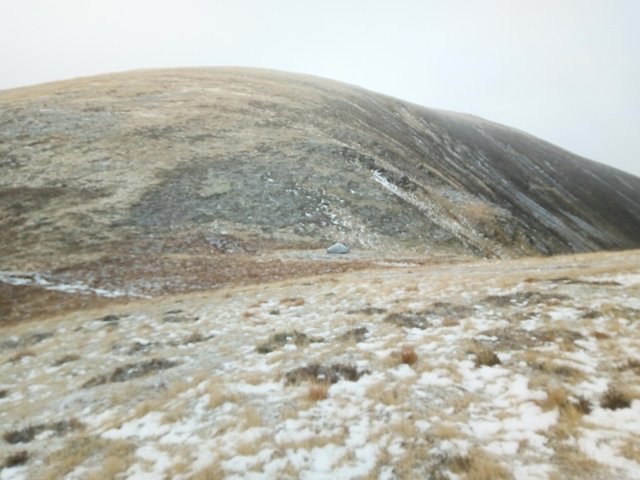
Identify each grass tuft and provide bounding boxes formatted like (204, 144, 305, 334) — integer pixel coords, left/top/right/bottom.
(8, 350, 35, 363)
(256, 330, 321, 354)
(3, 419, 83, 445)
(338, 327, 368, 342)
(280, 297, 305, 307)
(465, 449, 512, 480)
(52, 354, 80, 366)
(285, 363, 369, 385)
(600, 387, 632, 410)
(308, 383, 329, 402)
(474, 348, 501, 367)
(400, 345, 418, 366)
(618, 358, 640, 375)
(4, 450, 29, 468)
(82, 358, 178, 388)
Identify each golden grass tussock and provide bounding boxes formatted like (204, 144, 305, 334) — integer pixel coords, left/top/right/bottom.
(236, 437, 268, 457)
(551, 445, 605, 478)
(307, 382, 329, 402)
(465, 448, 513, 480)
(389, 417, 418, 438)
(279, 297, 306, 307)
(538, 386, 592, 439)
(600, 386, 633, 410)
(367, 381, 413, 406)
(241, 405, 263, 429)
(539, 386, 571, 411)
(276, 430, 347, 452)
(441, 317, 460, 327)
(400, 345, 418, 366)
(620, 438, 640, 462)
(188, 463, 225, 480)
(8, 350, 36, 363)
(618, 358, 640, 375)
(41, 436, 134, 480)
(207, 383, 239, 410)
(473, 348, 501, 368)
(432, 423, 464, 440)
(3, 451, 29, 468)
(527, 356, 586, 383)
(591, 330, 610, 340)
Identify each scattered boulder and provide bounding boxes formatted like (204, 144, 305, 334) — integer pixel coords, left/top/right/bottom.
(326, 242, 350, 254)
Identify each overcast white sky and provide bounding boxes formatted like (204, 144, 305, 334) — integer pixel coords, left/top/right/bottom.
(1, 0, 639, 176)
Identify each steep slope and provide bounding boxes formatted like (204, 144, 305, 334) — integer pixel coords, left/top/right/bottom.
(1, 68, 639, 280)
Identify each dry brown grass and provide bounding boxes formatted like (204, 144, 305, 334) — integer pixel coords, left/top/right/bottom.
(473, 348, 501, 367)
(539, 387, 591, 439)
(432, 424, 463, 440)
(2, 252, 376, 326)
(618, 359, 640, 375)
(41, 436, 134, 480)
(82, 358, 177, 388)
(207, 381, 239, 410)
(280, 429, 347, 451)
(240, 406, 263, 429)
(167, 460, 192, 478)
(620, 438, 640, 462)
(308, 382, 329, 402)
(256, 330, 320, 353)
(540, 386, 570, 411)
(52, 353, 81, 366)
(85, 452, 134, 480)
(551, 445, 604, 479)
(7, 350, 36, 363)
(189, 463, 225, 480)
(0, 282, 121, 327)
(280, 297, 306, 307)
(465, 449, 512, 480)
(4, 450, 29, 468)
(400, 345, 418, 366)
(591, 331, 610, 340)
(440, 449, 512, 479)
(389, 417, 418, 438)
(236, 436, 268, 457)
(285, 363, 368, 385)
(3, 419, 83, 445)
(600, 386, 632, 410)
(527, 356, 586, 383)
(442, 317, 460, 327)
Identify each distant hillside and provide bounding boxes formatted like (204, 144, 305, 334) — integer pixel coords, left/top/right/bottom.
(1, 67, 639, 277)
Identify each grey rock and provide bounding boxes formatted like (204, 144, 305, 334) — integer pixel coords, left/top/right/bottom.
(327, 242, 350, 254)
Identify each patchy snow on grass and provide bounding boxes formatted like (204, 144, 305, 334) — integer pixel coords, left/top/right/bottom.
(1, 252, 639, 479)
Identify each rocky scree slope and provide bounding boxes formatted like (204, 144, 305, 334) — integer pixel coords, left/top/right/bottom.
(1, 68, 639, 286)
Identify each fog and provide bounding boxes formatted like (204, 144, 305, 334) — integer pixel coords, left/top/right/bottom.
(2, 0, 638, 176)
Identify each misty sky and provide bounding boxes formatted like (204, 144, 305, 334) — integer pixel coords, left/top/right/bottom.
(2, 0, 639, 177)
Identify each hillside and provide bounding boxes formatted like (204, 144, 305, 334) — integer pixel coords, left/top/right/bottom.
(1, 69, 640, 278)
(1, 68, 640, 478)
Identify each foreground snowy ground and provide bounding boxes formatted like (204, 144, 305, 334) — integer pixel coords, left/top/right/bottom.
(1, 250, 639, 479)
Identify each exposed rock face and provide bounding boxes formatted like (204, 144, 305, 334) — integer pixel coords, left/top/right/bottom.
(1, 67, 639, 274)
